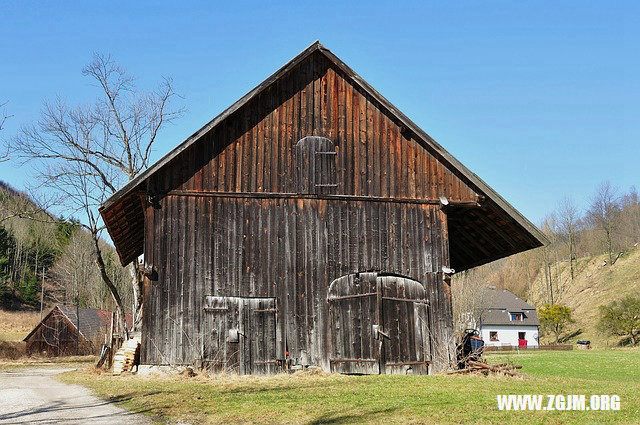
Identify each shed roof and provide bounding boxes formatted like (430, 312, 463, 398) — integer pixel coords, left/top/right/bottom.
(100, 41, 547, 269)
(23, 306, 131, 343)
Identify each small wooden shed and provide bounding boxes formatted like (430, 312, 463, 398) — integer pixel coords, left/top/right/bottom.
(23, 306, 119, 356)
(100, 41, 547, 374)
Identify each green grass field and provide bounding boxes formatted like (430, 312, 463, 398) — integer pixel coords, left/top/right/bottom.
(60, 349, 640, 424)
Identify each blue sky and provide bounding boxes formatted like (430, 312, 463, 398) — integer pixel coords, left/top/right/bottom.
(1, 1, 638, 225)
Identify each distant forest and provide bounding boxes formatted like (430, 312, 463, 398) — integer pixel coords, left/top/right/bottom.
(0, 181, 131, 310)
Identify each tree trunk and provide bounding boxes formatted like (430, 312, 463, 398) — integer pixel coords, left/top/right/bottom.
(569, 235, 575, 281)
(91, 232, 128, 339)
(606, 228, 613, 265)
(130, 264, 144, 331)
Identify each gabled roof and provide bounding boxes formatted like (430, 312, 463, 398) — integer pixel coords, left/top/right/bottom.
(23, 305, 130, 342)
(100, 41, 547, 267)
(478, 288, 540, 326)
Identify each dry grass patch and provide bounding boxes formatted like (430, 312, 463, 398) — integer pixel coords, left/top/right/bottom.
(0, 310, 40, 341)
(0, 355, 96, 371)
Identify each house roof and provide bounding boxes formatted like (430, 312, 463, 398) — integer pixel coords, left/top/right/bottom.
(100, 40, 548, 268)
(477, 288, 540, 326)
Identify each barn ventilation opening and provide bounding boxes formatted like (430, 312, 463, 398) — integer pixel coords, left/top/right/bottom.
(295, 136, 337, 194)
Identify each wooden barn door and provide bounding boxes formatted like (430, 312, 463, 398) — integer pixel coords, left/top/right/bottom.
(328, 273, 431, 375)
(328, 273, 380, 374)
(203, 296, 277, 374)
(241, 298, 278, 374)
(379, 276, 430, 375)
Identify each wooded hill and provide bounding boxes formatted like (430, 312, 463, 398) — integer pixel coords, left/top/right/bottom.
(0, 181, 130, 311)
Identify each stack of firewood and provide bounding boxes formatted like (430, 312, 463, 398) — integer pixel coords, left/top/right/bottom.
(112, 336, 140, 375)
(449, 360, 526, 378)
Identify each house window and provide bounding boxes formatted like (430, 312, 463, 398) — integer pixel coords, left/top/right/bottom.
(510, 312, 524, 321)
(490, 331, 498, 341)
(296, 136, 337, 194)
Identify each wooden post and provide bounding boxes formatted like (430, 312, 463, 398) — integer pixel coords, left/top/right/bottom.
(108, 311, 115, 368)
(40, 266, 45, 320)
(376, 274, 384, 375)
(76, 301, 80, 355)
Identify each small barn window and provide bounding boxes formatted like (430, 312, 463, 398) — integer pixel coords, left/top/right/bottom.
(490, 331, 498, 341)
(296, 136, 337, 194)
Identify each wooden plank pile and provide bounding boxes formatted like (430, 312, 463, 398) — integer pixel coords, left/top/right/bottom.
(448, 360, 526, 378)
(112, 336, 140, 375)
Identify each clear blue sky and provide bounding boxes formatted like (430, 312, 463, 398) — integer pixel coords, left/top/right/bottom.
(1, 1, 638, 225)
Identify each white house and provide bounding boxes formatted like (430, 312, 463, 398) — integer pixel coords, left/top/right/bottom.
(477, 288, 540, 348)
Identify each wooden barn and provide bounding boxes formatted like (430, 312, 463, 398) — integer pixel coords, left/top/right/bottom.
(23, 306, 123, 356)
(100, 42, 546, 374)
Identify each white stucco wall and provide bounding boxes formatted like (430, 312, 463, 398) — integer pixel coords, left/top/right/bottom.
(480, 325, 539, 347)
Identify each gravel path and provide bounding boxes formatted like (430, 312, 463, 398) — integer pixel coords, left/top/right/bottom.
(0, 367, 152, 424)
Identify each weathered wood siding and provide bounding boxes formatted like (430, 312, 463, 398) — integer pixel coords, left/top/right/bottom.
(143, 197, 455, 371)
(145, 52, 477, 202)
(142, 51, 469, 373)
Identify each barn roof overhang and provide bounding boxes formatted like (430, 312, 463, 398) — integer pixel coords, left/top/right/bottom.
(100, 41, 548, 270)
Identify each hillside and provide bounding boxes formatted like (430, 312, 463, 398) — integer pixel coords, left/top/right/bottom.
(528, 247, 640, 347)
(0, 181, 130, 340)
(0, 181, 75, 309)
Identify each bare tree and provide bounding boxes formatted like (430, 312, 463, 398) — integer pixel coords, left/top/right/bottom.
(558, 197, 580, 280)
(451, 268, 490, 334)
(539, 214, 560, 303)
(0, 101, 8, 131)
(0, 101, 11, 161)
(619, 187, 640, 247)
(7, 53, 182, 334)
(587, 181, 620, 265)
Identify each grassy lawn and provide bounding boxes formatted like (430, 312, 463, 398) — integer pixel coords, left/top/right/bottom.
(60, 349, 640, 424)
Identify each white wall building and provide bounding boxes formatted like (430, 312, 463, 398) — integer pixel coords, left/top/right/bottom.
(477, 288, 540, 348)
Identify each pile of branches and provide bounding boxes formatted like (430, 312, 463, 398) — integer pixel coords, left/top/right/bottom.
(449, 360, 527, 378)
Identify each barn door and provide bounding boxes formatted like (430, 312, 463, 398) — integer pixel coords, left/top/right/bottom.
(328, 273, 380, 374)
(241, 298, 278, 374)
(328, 273, 431, 375)
(379, 276, 430, 375)
(203, 296, 242, 372)
(203, 296, 277, 374)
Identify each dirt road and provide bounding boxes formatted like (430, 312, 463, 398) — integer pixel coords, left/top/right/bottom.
(0, 367, 152, 424)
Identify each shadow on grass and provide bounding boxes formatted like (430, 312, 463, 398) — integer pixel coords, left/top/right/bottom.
(222, 382, 336, 395)
(107, 391, 163, 403)
(309, 407, 398, 424)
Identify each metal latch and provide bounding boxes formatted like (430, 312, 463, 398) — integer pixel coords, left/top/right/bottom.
(373, 325, 390, 340)
(227, 329, 240, 343)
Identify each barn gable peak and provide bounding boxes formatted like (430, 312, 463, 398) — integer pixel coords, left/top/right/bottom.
(100, 41, 547, 269)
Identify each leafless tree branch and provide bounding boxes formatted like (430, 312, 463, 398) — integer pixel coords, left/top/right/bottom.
(3, 53, 183, 335)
